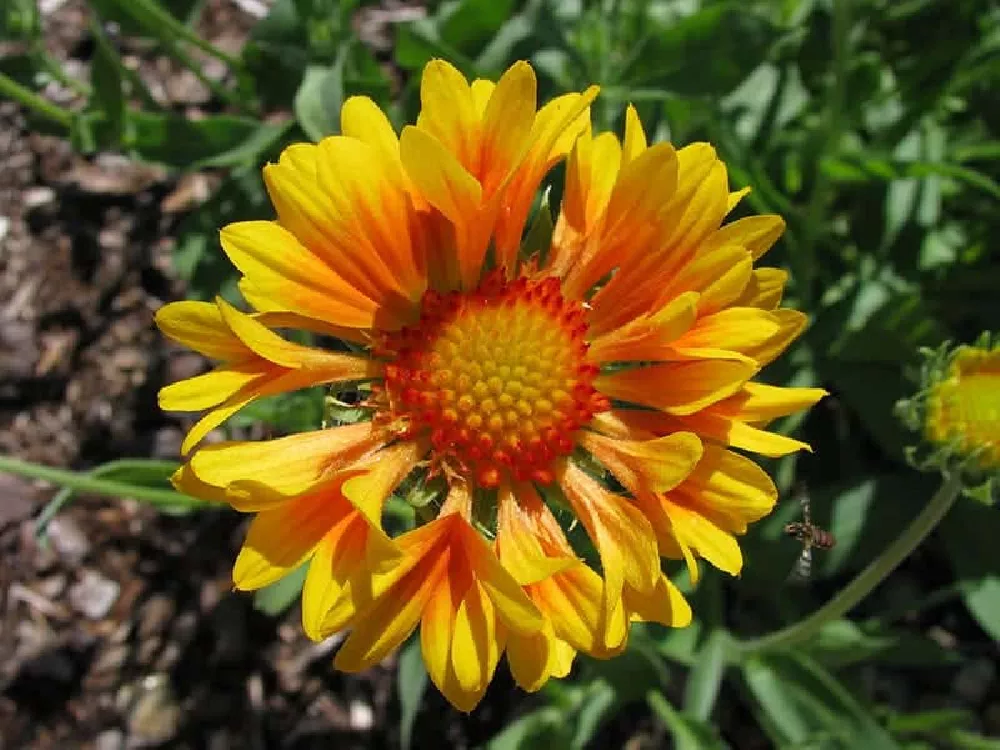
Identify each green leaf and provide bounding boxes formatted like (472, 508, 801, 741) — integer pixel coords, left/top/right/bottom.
(682, 629, 730, 721)
(229, 388, 325, 434)
(253, 563, 307, 616)
(621, 6, 777, 96)
(36, 459, 210, 539)
(395, 18, 476, 74)
(294, 60, 345, 142)
(127, 112, 290, 169)
(887, 708, 975, 736)
(243, 0, 310, 109)
(398, 637, 427, 750)
(822, 281, 949, 459)
(946, 730, 1000, 750)
(570, 682, 617, 750)
(721, 62, 809, 146)
(2, 0, 40, 39)
(742, 651, 900, 750)
(441, 0, 516, 56)
(520, 190, 554, 264)
(648, 692, 728, 750)
(172, 167, 270, 301)
(88, 22, 126, 146)
(484, 705, 570, 749)
(940, 499, 1000, 642)
(795, 619, 959, 670)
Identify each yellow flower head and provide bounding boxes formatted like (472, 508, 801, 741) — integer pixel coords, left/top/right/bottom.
(925, 339, 1000, 471)
(158, 59, 824, 711)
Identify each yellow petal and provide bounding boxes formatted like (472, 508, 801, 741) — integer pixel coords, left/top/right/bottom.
(740, 309, 808, 366)
(658, 152, 729, 255)
(506, 622, 558, 693)
(340, 96, 400, 161)
(596, 359, 757, 415)
(678, 446, 778, 526)
(179, 392, 261, 456)
(314, 136, 423, 302)
(450, 581, 501, 698)
(301, 513, 367, 640)
(170, 463, 229, 504)
(470, 78, 494, 115)
(726, 186, 751, 214)
(335, 549, 449, 672)
(189, 422, 381, 504)
(559, 461, 660, 603)
(621, 104, 647, 164)
(726, 419, 814, 457)
(670, 308, 782, 359)
(232, 490, 346, 590)
(400, 126, 483, 219)
(155, 300, 249, 361)
(420, 558, 458, 702)
(215, 297, 375, 375)
(662, 499, 743, 576)
(567, 142, 679, 297)
(158, 364, 264, 412)
(531, 563, 606, 653)
(416, 59, 478, 170)
(220, 220, 380, 329)
(493, 87, 597, 268)
(580, 430, 703, 496)
(458, 519, 544, 635)
(562, 131, 621, 236)
(587, 291, 699, 363)
(480, 61, 537, 195)
(496, 487, 577, 585)
(732, 382, 828, 423)
(321, 516, 450, 636)
(707, 214, 785, 260)
(624, 572, 692, 628)
(736, 268, 788, 310)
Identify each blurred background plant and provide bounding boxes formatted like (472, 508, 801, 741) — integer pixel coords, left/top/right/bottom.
(1, 0, 998, 748)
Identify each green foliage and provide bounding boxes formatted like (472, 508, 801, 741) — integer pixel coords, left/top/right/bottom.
(253, 562, 308, 615)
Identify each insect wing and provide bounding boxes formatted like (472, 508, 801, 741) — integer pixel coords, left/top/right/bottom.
(787, 543, 813, 584)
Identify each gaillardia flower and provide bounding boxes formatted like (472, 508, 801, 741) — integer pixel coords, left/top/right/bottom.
(924, 340, 1000, 471)
(898, 334, 999, 502)
(159, 60, 824, 710)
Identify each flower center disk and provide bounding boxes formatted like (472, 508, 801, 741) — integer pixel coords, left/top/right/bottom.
(379, 273, 608, 488)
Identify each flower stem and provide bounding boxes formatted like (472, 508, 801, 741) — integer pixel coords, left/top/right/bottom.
(0, 72, 73, 129)
(737, 472, 963, 654)
(0, 455, 204, 509)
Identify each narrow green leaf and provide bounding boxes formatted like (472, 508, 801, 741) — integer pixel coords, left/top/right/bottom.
(743, 651, 900, 749)
(253, 563, 307, 616)
(88, 21, 125, 146)
(484, 706, 569, 749)
(398, 637, 427, 750)
(648, 691, 728, 750)
(683, 629, 731, 721)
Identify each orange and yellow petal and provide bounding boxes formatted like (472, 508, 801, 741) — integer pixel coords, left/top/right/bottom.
(335, 498, 543, 712)
(558, 461, 660, 647)
(180, 422, 385, 510)
(300, 441, 424, 639)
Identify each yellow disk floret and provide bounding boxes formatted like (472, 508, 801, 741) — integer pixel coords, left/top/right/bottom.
(925, 345, 1000, 469)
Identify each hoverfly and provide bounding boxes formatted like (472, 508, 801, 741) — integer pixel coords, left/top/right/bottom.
(783, 487, 836, 582)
